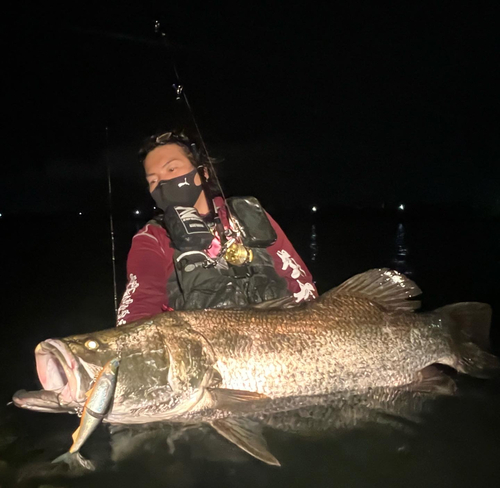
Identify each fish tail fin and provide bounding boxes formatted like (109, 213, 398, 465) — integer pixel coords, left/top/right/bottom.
(437, 302, 500, 378)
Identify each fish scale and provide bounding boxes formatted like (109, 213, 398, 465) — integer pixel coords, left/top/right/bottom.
(13, 269, 500, 466)
(171, 298, 439, 396)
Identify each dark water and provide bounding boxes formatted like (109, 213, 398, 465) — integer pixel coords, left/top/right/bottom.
(1, 208, 499, 487)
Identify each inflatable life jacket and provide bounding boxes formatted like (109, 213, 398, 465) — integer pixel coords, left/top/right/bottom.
(167, 246, 289, 310)
(153, 197, 291, 311)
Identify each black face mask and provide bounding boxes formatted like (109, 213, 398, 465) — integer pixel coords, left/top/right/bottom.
(151, 169, 203, 210)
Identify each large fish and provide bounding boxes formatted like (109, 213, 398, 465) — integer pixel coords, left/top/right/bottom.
(13, 269, 499, 464)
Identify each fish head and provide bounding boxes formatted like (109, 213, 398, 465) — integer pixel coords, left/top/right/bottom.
(13, 318, 218, 420)
(13, 327, 124, 413)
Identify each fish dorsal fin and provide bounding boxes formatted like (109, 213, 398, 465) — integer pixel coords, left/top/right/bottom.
(322, 268, 421, 312)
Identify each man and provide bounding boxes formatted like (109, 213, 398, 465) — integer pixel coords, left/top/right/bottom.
(116, 131, 316, 325)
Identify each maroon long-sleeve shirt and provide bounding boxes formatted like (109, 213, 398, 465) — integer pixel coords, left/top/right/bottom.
(116, 201, 316, 325)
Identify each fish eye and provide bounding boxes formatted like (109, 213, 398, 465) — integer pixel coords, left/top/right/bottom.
(85, 339, 100, 350)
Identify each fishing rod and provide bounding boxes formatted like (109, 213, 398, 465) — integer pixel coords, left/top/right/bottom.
(154, 20, 229, 245)
(106, 125, 118, 316)
(155, 21, 275, 267)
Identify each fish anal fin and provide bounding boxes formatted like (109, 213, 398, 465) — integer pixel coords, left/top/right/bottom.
(211, 417, 280, 466)
(324, 268, 421, 312)
(408, 365, 457, 395)
(209, 388, 269, 412)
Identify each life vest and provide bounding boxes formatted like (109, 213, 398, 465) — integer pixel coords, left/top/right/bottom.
(148, 196, 292, 311)
(166, 246, 290, 310)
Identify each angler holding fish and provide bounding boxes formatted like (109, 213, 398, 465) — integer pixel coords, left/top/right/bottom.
(116, 131, 317, 326)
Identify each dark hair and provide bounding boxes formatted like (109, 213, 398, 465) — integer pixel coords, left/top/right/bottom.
(138, 130, 221, 196)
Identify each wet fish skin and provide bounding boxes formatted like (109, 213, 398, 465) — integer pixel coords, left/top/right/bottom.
(12, 269, 500, 465)
(19, 269, 499, 423)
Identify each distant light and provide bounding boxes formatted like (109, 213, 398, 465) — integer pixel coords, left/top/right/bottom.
(78, 212, 83, 216)
(0, 213, 2, 217)
(311, 205, 318, 213)
(134, 210, 141, 215)
(153, 206, 157, 210)
(398, 204, 405, 211)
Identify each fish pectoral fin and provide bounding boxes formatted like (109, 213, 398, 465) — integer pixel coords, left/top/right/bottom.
(208, 388, 269, 411)
(210, 417, 280, 466)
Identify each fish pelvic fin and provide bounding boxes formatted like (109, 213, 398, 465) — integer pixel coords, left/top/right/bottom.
(210, 417, 281, 466)
(324, 268, 421, 312)
(438, 302, 500, 378)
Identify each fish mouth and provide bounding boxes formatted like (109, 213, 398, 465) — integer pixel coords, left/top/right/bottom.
(35, 339, 90, 404)
(13, 339, 92, 412)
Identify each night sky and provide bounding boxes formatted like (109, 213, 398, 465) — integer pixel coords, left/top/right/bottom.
(3, 1, 499, 216)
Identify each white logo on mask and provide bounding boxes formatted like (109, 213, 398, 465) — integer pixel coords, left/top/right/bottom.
(178, 178, 190, 188)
